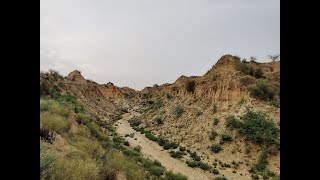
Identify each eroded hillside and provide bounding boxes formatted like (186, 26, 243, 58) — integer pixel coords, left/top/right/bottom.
(40, 54, 280, 180)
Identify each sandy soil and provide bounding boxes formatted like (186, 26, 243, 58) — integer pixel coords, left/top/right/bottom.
(115, 111, 214, 180)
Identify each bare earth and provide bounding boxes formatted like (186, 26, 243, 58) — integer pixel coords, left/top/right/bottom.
(115, 111, 214, 180)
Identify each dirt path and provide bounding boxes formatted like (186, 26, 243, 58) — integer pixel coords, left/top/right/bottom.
(115, 111, 214, 180)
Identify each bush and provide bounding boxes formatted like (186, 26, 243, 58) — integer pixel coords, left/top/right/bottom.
(179, 146, 186, 152)
(133, 145, 142, 152)
(123, 141, 130, 146)
(250, 80, 276, 101)
(53, 157, 100, 180)
(209, 130, 218, 141)
(213, 118, 219, 126)
(220, 133, 233, 144)
(68, 135, 106, 160)
(164, 171, 188, 180)
(155, 116, 164, 125)
(225, 115, 240, 129)
(253, 150, 268, 172)
(145, 132, 159, 142)
(149, 165, 165, 177)
(170, 151, 183, 158)
(40, 150, 56, 179)
(186, 160, 198, 167)
(234, 61, 254, 75)
(106, 150, 145, 180)
(212, 168, 219, 174)
(129, 118, 142, 127)
(175, 105, 184, 118)
(186, 80, 196, 93)
(40, 99, 71, 117)
(198, 162, 211, 170)
(238, 110, 279, 144)
(254, 68, 264, 78)
(40, 112, 71, 134)
(211, 144, 222, 153)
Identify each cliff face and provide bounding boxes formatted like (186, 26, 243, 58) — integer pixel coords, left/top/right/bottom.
(99, 82, 124, 99)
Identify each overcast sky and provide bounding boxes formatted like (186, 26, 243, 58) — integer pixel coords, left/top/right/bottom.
(40, 0, 279, 90)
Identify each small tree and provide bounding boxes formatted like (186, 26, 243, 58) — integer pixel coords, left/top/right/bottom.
(250, 56, 257, 62)
(268, 54, 280, 62)
(186, 80, 196, 93)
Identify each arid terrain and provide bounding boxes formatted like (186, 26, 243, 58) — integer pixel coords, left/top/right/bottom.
(40, 54, 280, 180)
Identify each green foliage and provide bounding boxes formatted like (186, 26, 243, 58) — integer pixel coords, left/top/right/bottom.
(40, 83, 49, 96)
(169, 151, 183, 158)
(129, 118, 142, 127)
(213, 118, 219, 126)
(150, 97, 164, 112)
(270, 99, 280, 108)
(58, 93, 85, 113)
(185, 80, 196, 93)
(234, 61, 255, 76)
(175, 105, 184, 118)
(209, 130, 218, 141)
(220, 133, 233, 144)
(238, 110, 279, 144)
(254, 68, 264, 78)
(186, 160, 198, 167)
(211, 144, 222, 153)
(106, 150, 146, 180)
(198, 162, 211, 170)
(179, 146, 186, 152)
(164, 171, 188, 180)
(149, 165, 165, 177)
(145, 132, 159, 142)
(250, 80, 276, 101)
(252, 150, 268, 172)
(123, 141, 130, 146)
(155, 116, 164, 125)
(212, 168, 219, 174)
(40, 99, 71, 117)
(53, 157, 100, 180)
(225, 115, 240, 129)
(40, 150, 56, 180)
(163, 141, 178, 150)
(40, 112, 71, 134)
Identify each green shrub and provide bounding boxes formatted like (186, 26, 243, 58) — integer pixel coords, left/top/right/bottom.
(145, 132, 159, 142)
(53, 157, 100, 180)
(106, 150, 145, 180)
(155, 116, 164, 125)
(123, 141, 130, 146)
(198, 162, 211, 170)
(179, 147, 186, 152)
(40, 150, 56, 180)
(163, 141, 178, 150)
(186, 160, 198, 167)
(193, 155, 201, 161)
(209, 130, 218, 141)
(40, 83, 49, 96)
(270, 99, 280, 108)
(220, 133, 233, 144)
(225, 115, 240, 129)
(129, 118, 142, 127)
(186, 80, 196, 93)
(157, 137, 167, 146)
(175, 105, 184, 118)
(254, 68, 264, 78)
(164, 171, 188, 180)
(133, 145, 142, 152)
(149, 165, 165, 177)
(234, 61, 254, 75)
(213, 118, 219, 126)
(250, 80, 276, 101)
(40, 112, 71, 134)
(170, 151, 183, 158)
(211, 144, 222, 153)
(40, 99, 71, 117)
(123, 148, 141, 158)
(212, 168, 219, 174)
(154, 160, 161, 166)
(253, 150, 268, 172)
(238, 110, 279, 144)
(68, 135, 105, 160)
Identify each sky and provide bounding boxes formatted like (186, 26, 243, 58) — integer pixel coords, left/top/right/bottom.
(40, 0, 280, 90)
